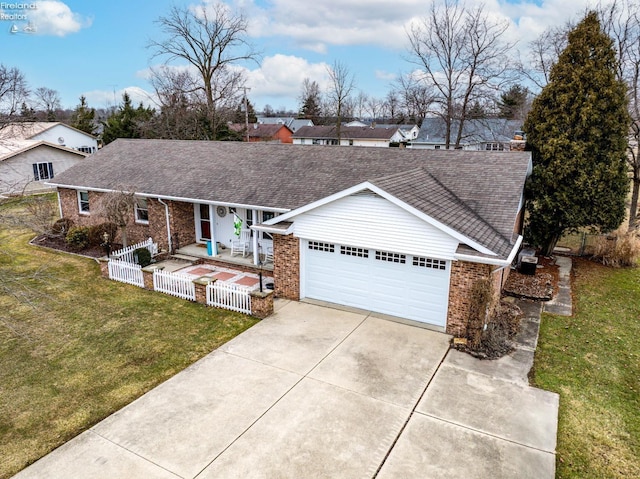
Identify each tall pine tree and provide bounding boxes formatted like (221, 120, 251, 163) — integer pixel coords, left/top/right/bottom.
(71, 95, 96, 135)
(102, 93, 155, 144)
(524, 12, 630, 255)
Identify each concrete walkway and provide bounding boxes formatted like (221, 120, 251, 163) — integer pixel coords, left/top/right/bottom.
(544, 256, 573, 316)
(14, 301, 558, 479)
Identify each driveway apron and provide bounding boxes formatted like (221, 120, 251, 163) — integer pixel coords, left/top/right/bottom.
(13, 301, 557, 479)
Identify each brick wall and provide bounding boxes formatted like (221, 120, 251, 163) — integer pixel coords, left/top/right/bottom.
(447, 260, 498, 337)
(273, 234, 300, 300)
(168, 201, 196, 251)
(58, 188, 198, 252)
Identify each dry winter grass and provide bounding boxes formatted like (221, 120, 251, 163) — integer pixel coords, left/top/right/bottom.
(0, 197, 257, 478)
(533, 259, 640, 478)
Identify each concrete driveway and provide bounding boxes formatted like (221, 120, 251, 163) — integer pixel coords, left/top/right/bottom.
(14, 301, 558, 479)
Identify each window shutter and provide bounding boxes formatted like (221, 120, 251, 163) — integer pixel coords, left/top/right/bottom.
(32, 163, 39, 181)
(48, 163, 54, 179)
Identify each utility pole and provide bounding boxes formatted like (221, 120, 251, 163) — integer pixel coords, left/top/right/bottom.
(242, 87, 251, 142)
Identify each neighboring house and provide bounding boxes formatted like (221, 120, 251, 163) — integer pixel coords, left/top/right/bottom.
(409, 118, 523, 150)
(345, 122, 421, 144)
(0, 121, 97, 195)
(0, 122, 98, 153)
(229, 123, 294, 143)
(292, 125, 400, 147)
(256, 116, 314, 133)
(49, 139, 531, 338)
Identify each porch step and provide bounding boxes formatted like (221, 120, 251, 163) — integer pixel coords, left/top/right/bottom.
(171, 253, 201, 263)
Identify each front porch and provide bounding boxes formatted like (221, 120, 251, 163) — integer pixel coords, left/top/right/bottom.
(175, 243, 274, 273)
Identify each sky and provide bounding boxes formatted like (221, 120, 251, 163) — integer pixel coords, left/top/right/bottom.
(0, 0, 607, 113)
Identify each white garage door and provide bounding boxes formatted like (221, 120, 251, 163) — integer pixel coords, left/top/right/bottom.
(302, 240, 450, 327)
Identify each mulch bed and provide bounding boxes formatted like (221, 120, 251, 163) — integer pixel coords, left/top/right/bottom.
(503, 256, 559, 301)
(456, 256, 561, 360)
(31, 235, 123, 259)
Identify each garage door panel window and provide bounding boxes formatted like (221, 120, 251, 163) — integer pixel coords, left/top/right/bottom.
(308, 241, 335, 252)
(413, 256, 447, 270)
(375, 250, 406, 264)
(340, 245, 369, 258)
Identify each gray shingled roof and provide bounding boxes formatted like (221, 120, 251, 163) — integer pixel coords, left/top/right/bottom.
(50, 139, 531, 259)
(413, 118, 523, 145)
(292, 125, 397, 140)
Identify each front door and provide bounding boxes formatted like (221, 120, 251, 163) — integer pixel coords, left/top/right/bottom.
(198, 204, 211, 241)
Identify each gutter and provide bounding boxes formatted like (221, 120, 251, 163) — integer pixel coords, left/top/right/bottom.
(454, 235, 523, 268)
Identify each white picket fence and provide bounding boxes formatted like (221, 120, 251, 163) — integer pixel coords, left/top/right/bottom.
(108, 259, 144, 288)
(207, 281, 252, 315)
(153, 269, 196, 301)
(111, 238, 158, 264)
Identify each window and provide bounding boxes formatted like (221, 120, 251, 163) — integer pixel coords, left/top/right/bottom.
(328, 139, 339, 146)
(308, 241, 335, 252)
(434, 145, 441, 150)
(262, 211, 277, 240)
(375, 250, 406, 263)
(485, 142, 505, 151)
(78, 191, 90, 214)
(413, 256, 447, 270)
(32, 162, 54, 181)
(340, 245, 368, 258)
(78, 146, 96, 154)
(135, 197, 149, 223)
(349, 139, 354, 146)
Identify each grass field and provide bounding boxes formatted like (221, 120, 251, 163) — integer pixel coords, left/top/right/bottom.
(533, 259, 640, 478)
(0, 197, 258, 478)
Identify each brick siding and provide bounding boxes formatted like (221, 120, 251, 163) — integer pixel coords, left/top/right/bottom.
(446, 260, 501, 337)
(273, 234, 300, 300)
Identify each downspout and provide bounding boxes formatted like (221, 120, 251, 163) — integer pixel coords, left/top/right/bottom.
(158, 198, 172, 254)
(56, 190, 63, 218)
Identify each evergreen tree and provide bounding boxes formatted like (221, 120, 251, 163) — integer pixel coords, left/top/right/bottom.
(524, 12, 630, 255)
(232, 97, 257, 124)
(102, 93, 155, 144)
(497, 84, 529, 120)
(71, 95, 96, 135)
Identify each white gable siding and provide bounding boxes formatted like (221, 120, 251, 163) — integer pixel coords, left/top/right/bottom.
(31, 124, 97, 153)
(0, 146, 85, 194)
(292, 194, 459, 259)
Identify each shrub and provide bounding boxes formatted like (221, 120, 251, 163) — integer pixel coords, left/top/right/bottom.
(133, 247, 152, 267)
(51, 218, 74, 238)
(65, 226, 90, 250)
(592, 229, 640, 267)
(88, 222, 118, 246)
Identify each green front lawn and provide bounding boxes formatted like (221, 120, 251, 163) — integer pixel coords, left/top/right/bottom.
(0, 199, 258, 478)
(533, 259, 640, 478)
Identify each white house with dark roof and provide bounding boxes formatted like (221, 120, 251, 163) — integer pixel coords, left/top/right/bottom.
(0, 122, 97, 195)
(48, 139, 531, 337)
(292, 125, 402, 147)
(409, 118, 523, 150)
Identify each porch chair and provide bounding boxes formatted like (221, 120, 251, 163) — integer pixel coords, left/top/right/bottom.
(231, 230, 251, 257)
(264, 246, 274, 264)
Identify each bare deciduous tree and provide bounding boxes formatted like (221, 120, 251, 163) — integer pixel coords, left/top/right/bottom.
(326, 60, 356, 140)
(0, 64, 29, 122)
(97, 190, 136, 247)
(407, 0, 514, 147)
(148, 3, 258, 139)
(33, 87, 61, 121)
(393, 73, 435, 125)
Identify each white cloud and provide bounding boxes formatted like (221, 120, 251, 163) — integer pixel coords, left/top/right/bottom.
(83, 87, 157, 109)
(26, 1, 92, 37)
(375, 70, 397, 82)
(238, 0, 617, 56)
(245, 54, 330, 97)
